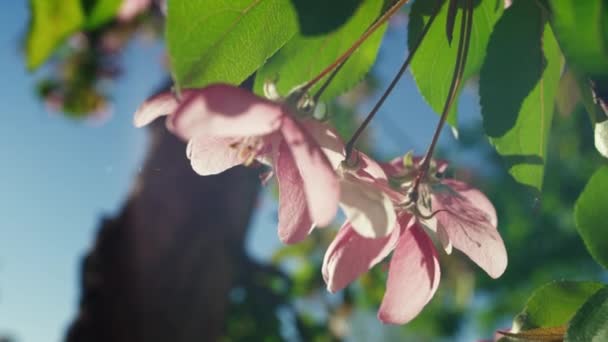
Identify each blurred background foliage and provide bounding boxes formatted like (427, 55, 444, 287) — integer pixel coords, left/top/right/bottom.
(15, 0, 608, 341)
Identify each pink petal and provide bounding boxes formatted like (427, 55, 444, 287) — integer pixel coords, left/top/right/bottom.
(433, 179, 507, 278)
(441, 179, 497, 226)
(353, 151, 389, 182)
(339, 173, 396, 238)
(322, 220, 400, 293)
(170, 84, 284, 140)
(301, 119, 345, 169)
(133, 90, 182, 127)
(378, 222, 441, 325)
(339, 152, 404, 229)
(281, 115, 339, 227)
(186, 136, 246, 176)
(275, 142, 315, 244)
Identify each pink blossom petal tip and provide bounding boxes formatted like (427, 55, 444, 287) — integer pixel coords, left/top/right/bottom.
(322, 221, 399, 293)
(378, 223, 440, 324)
(133, 91, 180, 128)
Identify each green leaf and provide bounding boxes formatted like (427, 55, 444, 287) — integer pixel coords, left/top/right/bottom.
(290, 0, 364, 36)
(82, 0, 122, 29)
(253, 0, 386, 100)
(512, 281, 604, 331)
(575, 166, 608, 269)
(166, 0, 299, 89)
(566, 286, 608, 342)
(595, 120, 608, 158)
(548, 0, 608, 77)
(26, 0, 85, 70)
(479, 0, 562, 191)
(408, 0, 503, 126)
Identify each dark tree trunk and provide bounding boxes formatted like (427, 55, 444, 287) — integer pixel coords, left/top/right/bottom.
(66, 120, 261, 342)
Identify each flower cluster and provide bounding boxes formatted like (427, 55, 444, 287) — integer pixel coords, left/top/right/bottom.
(133, 84, 507, 324)
(324, 154, 507, 323)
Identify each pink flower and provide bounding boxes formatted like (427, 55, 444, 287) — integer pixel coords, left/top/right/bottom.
(133, 84, 340, 243)
(335, 151, 397, 238)
(323, 154, 507, 324)
(303, 128, 397, 239)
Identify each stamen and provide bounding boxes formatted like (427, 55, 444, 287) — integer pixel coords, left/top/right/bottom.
(229, 137, 265, 166)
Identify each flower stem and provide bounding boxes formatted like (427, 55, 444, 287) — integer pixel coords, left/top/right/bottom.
(344, 0, 445, 160)
(415, 0, 473, 187)
(312, 58, 348, 103)
(301, 0, 411, 93)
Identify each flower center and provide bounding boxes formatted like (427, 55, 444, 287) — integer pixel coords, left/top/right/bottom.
(230, 136, 265, 166)
(389, 164, 440, 220)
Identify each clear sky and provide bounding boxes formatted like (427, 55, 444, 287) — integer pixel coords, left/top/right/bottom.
(0, 4, 478, 341)
(0, 2, 163, 340)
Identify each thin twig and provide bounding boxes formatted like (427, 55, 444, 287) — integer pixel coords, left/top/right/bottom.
(300, 0, 411, 93)
(344, 0, 446, 160)
(312, 58, 349, 103)
(414, 0, 473, 191)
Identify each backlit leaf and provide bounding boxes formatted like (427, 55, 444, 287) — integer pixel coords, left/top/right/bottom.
(166, 0, 299, 89)
(479, 0, 562, 191)
(574, 166, 608, 269)
(408, 0, 503, 126)
(26, 0, 85, 70)
(253, 0, 386, 101)
(511, 280, 604, 331)
(548, 0, 608, 77)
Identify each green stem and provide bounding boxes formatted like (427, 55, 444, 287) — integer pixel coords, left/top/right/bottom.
(414, 0, 473, 190)
(301, 0, 411, 93)
(312, 58, 348, 103)
(344, 0, 445, 160)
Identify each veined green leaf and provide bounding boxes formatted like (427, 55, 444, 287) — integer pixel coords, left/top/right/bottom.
(166, 0, 299, 89)
(254, 0, 386, 101)
(479, 0, 562, 191)
(511, 280, 604, 331)
(408, 0, 503, 126)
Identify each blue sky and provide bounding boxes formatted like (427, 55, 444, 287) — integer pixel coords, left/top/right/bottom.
(0, 4, 480, 341)
(0, 2, 163, 340)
